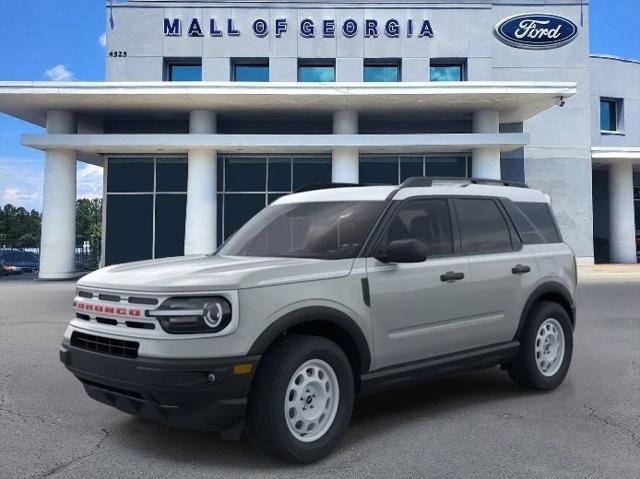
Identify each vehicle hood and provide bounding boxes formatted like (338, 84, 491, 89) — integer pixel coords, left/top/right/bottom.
(77, 255, 354, 293)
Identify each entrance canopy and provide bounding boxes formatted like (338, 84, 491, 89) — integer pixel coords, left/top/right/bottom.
(0, 81, 576, 126)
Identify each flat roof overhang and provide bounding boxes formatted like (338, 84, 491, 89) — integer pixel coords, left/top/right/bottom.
(22, 132, 530, 155)
(592, 147, 640, 166)
(0, 81, 577, 125)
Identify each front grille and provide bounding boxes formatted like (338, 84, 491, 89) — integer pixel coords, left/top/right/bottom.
(71, 331, 139, 358)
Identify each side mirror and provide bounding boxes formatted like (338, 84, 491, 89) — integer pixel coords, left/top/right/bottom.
(376, 239, 427, 264)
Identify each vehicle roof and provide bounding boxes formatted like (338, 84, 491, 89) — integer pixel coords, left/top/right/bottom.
(274, 182, 550, 205)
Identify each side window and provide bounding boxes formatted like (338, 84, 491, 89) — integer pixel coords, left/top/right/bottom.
(515, 202, 562, 243)
(455, 199, 513, 254)
(381, 199, 453, 257)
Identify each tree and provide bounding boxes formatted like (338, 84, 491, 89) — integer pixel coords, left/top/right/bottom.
(76, 198, 102, 243)
(0, 199, 102, 246)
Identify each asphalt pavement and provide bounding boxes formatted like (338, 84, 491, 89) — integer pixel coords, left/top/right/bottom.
(1, 275, 639, 478)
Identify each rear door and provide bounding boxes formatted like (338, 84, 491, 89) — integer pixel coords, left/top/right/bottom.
(365, 198, 472, 369)
(452, 197, 538, 348)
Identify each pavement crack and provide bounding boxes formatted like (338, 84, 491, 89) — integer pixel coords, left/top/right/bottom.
(584, 405, 640, 449)
(26, 428, 111, 479)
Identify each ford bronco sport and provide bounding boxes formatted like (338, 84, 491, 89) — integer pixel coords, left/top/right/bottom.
(60, 177, 576, 463)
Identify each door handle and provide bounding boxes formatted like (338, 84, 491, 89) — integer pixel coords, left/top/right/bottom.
(512, 264, 531, 275)
(440, 271, 465, 282)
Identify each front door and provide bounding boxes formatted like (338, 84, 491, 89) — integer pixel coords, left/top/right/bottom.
(366, 198, 472, 369)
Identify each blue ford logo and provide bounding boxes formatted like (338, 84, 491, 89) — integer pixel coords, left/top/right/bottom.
(495, 13, 578, 49)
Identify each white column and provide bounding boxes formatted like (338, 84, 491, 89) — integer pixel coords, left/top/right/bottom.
(39, 111, 77, 279)
(472, 110, 501, 180)
(184, 110, 217, 255)
(332, 110, 359, 183)
(608, 161, 637, 263)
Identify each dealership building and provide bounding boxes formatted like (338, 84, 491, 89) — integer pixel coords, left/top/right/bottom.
(0, 0, 638, 278)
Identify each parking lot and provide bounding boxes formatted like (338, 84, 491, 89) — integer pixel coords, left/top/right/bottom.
(1, 274, 639, 479)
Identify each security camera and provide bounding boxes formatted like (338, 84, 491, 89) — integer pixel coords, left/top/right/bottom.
(555, 96, 566, 108)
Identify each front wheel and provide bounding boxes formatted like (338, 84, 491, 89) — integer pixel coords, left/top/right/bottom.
(246, 335, 355, 463)
(508, 301, 573, 390)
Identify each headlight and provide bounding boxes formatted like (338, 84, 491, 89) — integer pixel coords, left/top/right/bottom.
(149, 297, 232, 334)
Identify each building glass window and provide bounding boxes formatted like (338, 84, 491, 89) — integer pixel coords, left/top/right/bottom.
(364, 61, 400, 82)
(360, 155, 471, 185)
(233, 60, 269, 82)
(105, 157, 188, 265)
(218, 155, 332, 241)
(600, 98, 621, 132)
(430, 61, 465, 81)
(298, 61, 336, 82)
(166, 61, 202, 81)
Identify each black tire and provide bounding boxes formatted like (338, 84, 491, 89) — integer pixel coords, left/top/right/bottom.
(508, 301, 573, 390)
(245, 334, 355, 463)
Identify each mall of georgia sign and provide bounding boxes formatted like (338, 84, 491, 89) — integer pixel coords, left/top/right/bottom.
(495, 13, 579, 49)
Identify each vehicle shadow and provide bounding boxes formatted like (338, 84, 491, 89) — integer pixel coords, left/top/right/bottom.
(112, 367, 527, 471)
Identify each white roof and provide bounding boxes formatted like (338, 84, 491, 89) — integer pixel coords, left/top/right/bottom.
(0, 81, 577, 126)
(273, 182, 550, 204)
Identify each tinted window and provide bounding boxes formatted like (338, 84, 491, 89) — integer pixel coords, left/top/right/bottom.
(501, 201, 546, 245)
(400, 158, 423, 182)
(223, 194, 266, 241)
(234, 63, 269, 82)
(105, 194, 153, 265)
(292, 158, 331, 190)
(168, 63, 202, 81)
(155, 194, 186, 258)
(298, 65, 335, 82)
(225, 158, 266, 192)
(515, 202, 562, 243)
(156, 158, 187, 192)
(600, 99, 619, 132)
(268, 158, 291, 191)
(107, 159, 154, 193)
(455, 199, 512, 254)
(426, 157, 467, 177)
(219, 201, 385, 259)
(381, 199, 453, 257)
(364, 65, 399, 82)
(430, 64, 463, 82)
(359, 158, 398, 184)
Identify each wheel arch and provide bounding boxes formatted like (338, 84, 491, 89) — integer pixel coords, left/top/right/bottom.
(247, 306, 372, 377)
(515, 282, 576, 341)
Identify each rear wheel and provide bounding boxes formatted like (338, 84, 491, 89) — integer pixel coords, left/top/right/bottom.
(508, 301, 573, 390)
(246, 335, 354, 463)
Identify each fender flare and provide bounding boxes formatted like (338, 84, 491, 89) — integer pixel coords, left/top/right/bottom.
(515, 281, 576, 340)
(247, 306, 372, 373)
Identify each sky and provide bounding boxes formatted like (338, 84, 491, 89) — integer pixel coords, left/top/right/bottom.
(0, 0, 639, 211)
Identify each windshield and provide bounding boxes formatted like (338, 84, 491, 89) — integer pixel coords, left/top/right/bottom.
(218, 201, 386, 259)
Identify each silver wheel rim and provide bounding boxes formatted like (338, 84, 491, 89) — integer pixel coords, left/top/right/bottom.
(284, 359, 340, 443)
(535, 318, 565, 377)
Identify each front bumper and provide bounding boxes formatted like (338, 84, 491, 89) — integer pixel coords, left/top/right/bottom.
(60, 344, 260, 435)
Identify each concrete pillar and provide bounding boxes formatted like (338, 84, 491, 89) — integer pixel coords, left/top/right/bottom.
(332, 111, 359, 183)
(39, 111, 77, 279)
(608, 161, 637, 263)
(184, 110, 218, 255)
(472, 110, 501, 180)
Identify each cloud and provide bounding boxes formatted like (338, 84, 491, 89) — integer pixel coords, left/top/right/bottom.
(0, 157, 44, 210)
(77, 163, 104, 200)
(0, 158, 104, 211)
(44, 64, 75, 82)
(99, 32, 107, 48)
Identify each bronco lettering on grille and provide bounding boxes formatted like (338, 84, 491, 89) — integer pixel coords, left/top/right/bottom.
(74, 301, 141, 317)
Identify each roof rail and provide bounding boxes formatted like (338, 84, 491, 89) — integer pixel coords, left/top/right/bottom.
(294, 182, 367, 193)
(400, 177, 529, 189)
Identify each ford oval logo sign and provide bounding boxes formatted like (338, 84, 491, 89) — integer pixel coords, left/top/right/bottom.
(495, 13, 578, 50)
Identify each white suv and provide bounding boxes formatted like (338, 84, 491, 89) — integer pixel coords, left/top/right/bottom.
(60, 177, 576, 463)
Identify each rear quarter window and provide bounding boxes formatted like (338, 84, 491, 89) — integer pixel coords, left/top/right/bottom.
(512, 201, 563, 244)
